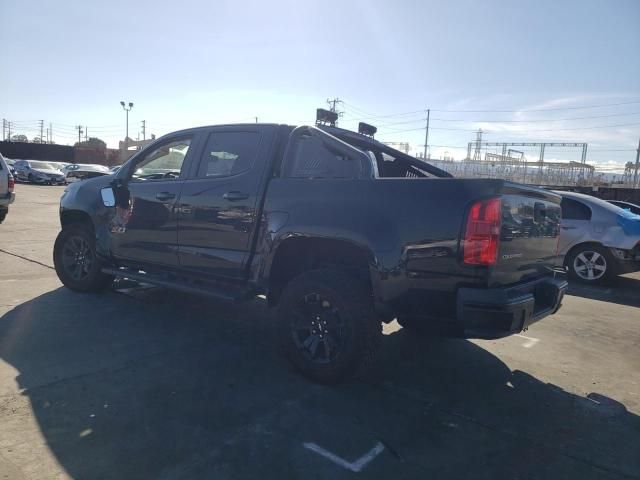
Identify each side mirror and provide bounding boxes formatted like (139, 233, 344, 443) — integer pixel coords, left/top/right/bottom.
(100, 187, 116, 207)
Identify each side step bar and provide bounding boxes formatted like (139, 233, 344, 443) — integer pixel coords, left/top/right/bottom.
(101, 267, 252, 303)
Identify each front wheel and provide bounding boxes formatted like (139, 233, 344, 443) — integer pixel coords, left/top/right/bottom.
(53, 224, 113, 292)
(566, 244, 616, 285)
(277, 269, 382, 384)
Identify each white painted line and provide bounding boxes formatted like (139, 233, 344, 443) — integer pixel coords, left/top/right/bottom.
(514, 333, 540, 348)
(303, 441, 385, 472)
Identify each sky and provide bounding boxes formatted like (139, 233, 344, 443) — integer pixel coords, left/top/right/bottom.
(1, 0, 639, 168)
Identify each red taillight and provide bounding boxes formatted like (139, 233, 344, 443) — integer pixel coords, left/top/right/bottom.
(463, 197, 501, 265)
(8, 174, 14, 192)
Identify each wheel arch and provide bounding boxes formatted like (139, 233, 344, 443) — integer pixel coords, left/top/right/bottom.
(266, 236, 377, 307)
(563, 241, 605, 267)
(60, 209, 95, 232)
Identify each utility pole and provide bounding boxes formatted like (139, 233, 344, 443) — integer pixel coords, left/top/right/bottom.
(326, 97, 343, 125)
(39, 120, 44, 143)
(85, 126, 88, 142)
(2, 119, 5, 141)
(7, 121, 11, 141)
(49, 122, 52, 144)
(423, 109, 430, 160)
(255, 117, 258, 123)
(76, 125, 83, 145)
(141, 120, 146, 140)
(634, 137, 640, 188)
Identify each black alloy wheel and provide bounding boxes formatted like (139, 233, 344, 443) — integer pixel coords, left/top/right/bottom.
(277, 269, 381, 384)
(290, 292, 347, 365)
(53, 224, 114, 292)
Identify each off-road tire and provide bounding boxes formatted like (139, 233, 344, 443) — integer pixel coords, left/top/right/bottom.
(53, 224, 113, 292)
(277, 269, 381, 384)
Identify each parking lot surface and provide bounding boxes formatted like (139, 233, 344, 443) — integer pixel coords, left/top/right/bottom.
(1, 184, 639, 480)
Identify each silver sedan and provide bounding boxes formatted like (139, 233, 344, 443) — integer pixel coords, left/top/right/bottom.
(556, 191, 640, 284)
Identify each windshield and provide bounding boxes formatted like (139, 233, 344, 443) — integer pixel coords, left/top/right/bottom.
(28, 161, 57, 170)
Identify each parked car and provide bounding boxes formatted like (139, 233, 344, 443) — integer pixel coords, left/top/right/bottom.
(4, 158, 17, 176)
(556, 191, 640, 284)
(62, 163, 110, 183)
(53, 123, 568, 383)
(607, 200, 640, 216)
(13, 159, 66, 185)
(0, 154, 16, 223)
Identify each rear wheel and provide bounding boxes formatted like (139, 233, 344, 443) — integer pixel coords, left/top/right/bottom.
(0, 208, 7, 224)
(53, 224, 113, 292)
(277, 269, 381, 384)
(566, 244, 616, 285)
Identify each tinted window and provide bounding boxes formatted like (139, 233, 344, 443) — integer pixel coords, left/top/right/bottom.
(132, 138, 191, 181)
(561, 198, 592, 220)
(286, 135, 362, 179)
(197, 131, 259, 178)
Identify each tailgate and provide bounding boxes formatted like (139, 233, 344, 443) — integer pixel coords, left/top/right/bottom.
(492, 184, 562, 285)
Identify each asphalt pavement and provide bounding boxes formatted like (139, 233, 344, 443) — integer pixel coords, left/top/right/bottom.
(1, 184, 639, 480)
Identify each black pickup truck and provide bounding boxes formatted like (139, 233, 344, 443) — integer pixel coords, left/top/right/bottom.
(54, 123, 567, 383)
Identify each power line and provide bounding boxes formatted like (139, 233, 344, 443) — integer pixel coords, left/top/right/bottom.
(377, 121, 640, 134)
(341, 99, 640, 121)
(432, 100, 640, 113)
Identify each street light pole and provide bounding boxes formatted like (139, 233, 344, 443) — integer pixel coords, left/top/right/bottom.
(120, 101, 134, 151)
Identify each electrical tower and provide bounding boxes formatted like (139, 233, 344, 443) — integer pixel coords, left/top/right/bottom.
(472, 129, 484, 161)
(326, 98, 344, 125)
(141, 120, 146, 140)
(76, 125, 83, 144)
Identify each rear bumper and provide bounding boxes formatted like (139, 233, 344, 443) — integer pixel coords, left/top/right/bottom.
(610, 247, 640, 275)
(457, 276, 568, 339)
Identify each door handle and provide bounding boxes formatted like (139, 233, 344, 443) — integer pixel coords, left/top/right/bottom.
(223, 191, 249, 201)
(156, 192, 176, 201)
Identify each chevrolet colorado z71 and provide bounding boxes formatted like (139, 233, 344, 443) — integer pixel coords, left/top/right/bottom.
(54, 123, 567, 383)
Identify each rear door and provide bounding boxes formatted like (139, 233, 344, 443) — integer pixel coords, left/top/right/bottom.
(176, 125, 277, 279)
(557, 197, 592, 254)
(109, 134, 198, 267)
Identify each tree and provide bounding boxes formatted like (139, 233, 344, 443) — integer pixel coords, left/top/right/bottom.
(32, 136, 43, 144)
(10, 134, 28, 142)
(75, 137, 107, 149)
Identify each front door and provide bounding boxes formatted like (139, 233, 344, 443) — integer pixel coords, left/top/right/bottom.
(109, 135, 195, 268)
(177, 126, 276, 279)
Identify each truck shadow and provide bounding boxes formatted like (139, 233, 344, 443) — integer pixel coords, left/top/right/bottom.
(0, 286, 638, 479)
(566, 274, 640, 308)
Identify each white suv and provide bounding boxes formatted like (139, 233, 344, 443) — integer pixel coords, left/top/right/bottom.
(0, 153, 16, 223)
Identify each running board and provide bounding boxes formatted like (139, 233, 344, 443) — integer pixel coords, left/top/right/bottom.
(101, 267, 252, 303)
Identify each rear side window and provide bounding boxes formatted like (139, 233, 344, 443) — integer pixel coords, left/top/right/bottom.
(561, 198, 592, 220)
(197, 131, 260, 178)
(286, 135, 362, 179)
